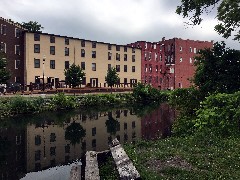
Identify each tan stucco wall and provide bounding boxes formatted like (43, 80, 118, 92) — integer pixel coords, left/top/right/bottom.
(24, 33, 141, 86)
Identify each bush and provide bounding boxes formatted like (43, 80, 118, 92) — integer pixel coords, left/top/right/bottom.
(194, 92, 240, 136)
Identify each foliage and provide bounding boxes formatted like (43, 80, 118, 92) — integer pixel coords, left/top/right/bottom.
(176, 0, 240, 40)
(168, 87, 203, 115)
(0, 53, 10, 84)
(65, 121, 86, 146)
(132, 82, 169, 103)
(105, 113, 120, 136)
(64, 64, 86, 88)
(194, 91, 240, 136)
(105, 67, 120, 93)
(98, 155, 118, 180)
(21, 21, 44, 32)
(194, 42, 240, 95)
(51, 92, 77, 110)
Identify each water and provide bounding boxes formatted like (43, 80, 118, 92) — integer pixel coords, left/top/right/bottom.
(0, 103, 175, 180)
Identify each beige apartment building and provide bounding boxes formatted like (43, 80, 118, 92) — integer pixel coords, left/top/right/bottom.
(24, 32, 141, 88)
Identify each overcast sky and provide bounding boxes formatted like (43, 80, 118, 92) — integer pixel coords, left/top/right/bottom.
(1, 0, 239, 49)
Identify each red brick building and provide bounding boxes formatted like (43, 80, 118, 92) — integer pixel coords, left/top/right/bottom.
(0, 17, 25, 84)
(129, 38, 213, 89)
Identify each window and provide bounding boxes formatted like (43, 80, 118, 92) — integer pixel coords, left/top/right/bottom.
(180, 46, 182, 51)
(65, 47, 69, 56)
(50, 46, 55, 55)
(149, 64, 152, 72)
(132, 121, 136, 128)
(116, 45, 120, 51)
(124, 65, 127, 72)
(15, 60, 20, 69)
(116, 65, 120, 72)
(50, 36, 55, 43)
(15, 76, 20, 83)
(35, 150, 41, 161)
(92, 42, 96, 48)
(50, 60, 55, 69)
(35, 135, 41, 145)
(34, 59, 40, 68)
(124, 46, 127, 52)
(15, 45, 20, 55)
(153, 44, 156, 49)
(82, 77, 86, 85)
(81, 40, 85, 47)
(65, 38, 69, 45)
(116, 53, 120, 61)
(124, 134, 128, 141)
(92, 139, 96, 148)
(50, 147, 56, 156)
(124, 123, 127, 130)
(108, 52, 112, 60)
(34, 44, 40, 53)
(65, 61, 69, 69)
(132, 66, 135, 72)
(132, 48, 135, 53)
(108, 44, 112, 50)
(149, 52, 151, 60)
(65, 144, 70, 153)
(145, 64, 147, 72)
(0, 42, 6, 53)
(81, 62, 85, 70)
(132, 55, 135, 62)
(92, 63, 96, 71)
(155, 53, 158, 60)
(190, 57, 192, 63)
(180, 57, 183, 62)
(81, 49, 85, 57)
(124, 54, 127, 61)
(194, 48, 197, 53)
(124, 78, 127, 84)
(50, 133, 56, 142)
(189, 47, 192, 52)
(1, 24, 6, 35)
(108, 64, 111, 70)
(34, 33, 40, 41)
(15, 28, 21, 38)
(92, 51, 96, 58)
(92, 127, 96, 136)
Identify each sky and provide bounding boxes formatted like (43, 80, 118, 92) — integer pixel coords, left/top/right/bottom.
(1, 0, 239, 49)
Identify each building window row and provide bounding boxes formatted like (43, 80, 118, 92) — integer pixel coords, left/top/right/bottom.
(0, 42, 6, 53)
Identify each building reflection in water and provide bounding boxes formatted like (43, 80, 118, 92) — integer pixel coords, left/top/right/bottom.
(26, 108, 142, 173)
(0, 126, 26, 180)
(0, 104, 175, 178)
(141, 103, 175, 140)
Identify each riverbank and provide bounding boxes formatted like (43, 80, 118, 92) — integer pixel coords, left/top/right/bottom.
(124, 132, 240, 179)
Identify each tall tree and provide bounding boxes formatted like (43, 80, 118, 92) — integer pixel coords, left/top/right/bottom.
(65, 121, 86, 146)
(0, 54, 10, 84)
(105, 67, 120, 93)
(105, 112, 120, 136)
(194, 41, 240, 95)
(64, 64, 85, 88)
(176, 0, 240, 40)
(21, 21, 44, 32)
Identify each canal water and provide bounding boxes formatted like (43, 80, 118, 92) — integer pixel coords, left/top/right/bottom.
(0, 103, 175, 180)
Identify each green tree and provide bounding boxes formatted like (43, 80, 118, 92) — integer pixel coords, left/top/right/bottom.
(21, 21, 44, 32)
(105, 67, 120, 93)
(176, 0, 240, 40)
(194, 41, 240, 95)
(64, 64, 86, 88)
(0, 54, 10, 84)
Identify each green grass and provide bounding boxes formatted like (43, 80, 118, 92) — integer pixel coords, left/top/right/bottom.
(124, 133, 240, 180)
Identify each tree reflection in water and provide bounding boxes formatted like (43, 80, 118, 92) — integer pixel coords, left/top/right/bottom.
(65, 121, 86, 146)
(105, 112, 120, 136)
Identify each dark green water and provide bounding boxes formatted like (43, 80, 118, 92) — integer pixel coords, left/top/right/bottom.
(0, 103, 175, 180)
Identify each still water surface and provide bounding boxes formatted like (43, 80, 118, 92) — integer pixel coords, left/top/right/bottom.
(0, 103, 175, 180)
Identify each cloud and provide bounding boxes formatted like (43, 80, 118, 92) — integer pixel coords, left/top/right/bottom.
(0, 0, 239, 49)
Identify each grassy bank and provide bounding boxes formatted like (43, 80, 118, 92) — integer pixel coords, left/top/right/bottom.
(124, 132, 240, 179)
